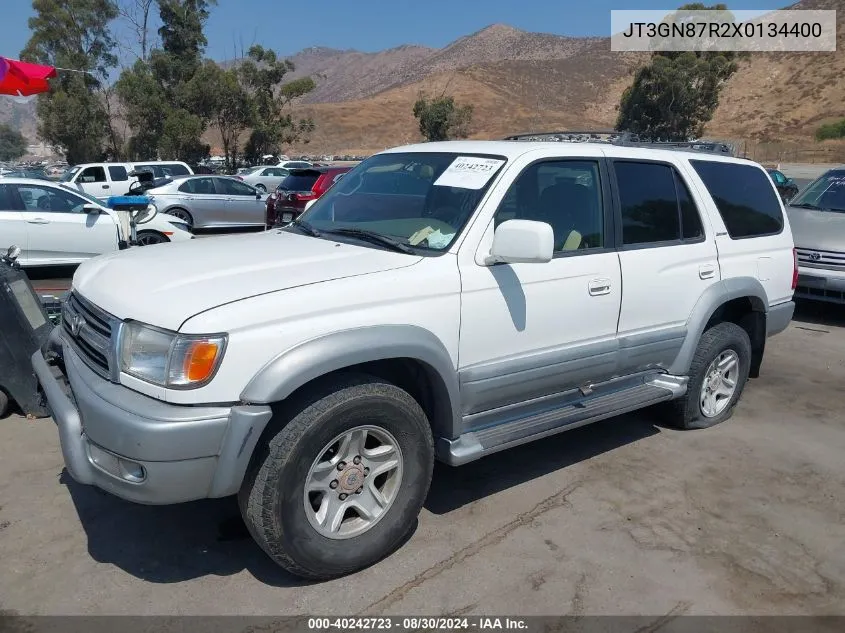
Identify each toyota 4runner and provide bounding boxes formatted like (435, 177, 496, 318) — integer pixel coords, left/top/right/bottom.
(32, 138, 796, 580)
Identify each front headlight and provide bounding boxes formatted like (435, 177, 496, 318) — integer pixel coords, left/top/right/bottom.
(119, 321, 227, 388)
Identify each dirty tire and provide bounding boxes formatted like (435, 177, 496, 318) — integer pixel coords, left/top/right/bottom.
(664, 321, 752, 430)
(238, 373, 434, 580)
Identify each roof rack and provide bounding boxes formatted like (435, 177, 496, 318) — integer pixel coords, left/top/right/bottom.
(501, 130, 735, 156)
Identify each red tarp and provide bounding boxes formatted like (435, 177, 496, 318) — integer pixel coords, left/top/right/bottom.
(0, 56, 56, 97)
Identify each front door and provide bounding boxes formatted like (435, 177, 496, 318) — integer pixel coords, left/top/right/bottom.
(12, 184, 118, 265)
(73, 165, 113, 200)
(458, 155, 622, 424)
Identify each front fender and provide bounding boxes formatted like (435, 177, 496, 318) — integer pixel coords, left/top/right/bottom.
(240, 325, 461, 440)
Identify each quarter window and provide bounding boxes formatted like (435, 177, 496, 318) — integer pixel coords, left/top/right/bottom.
(614, 161, 705, 246)
(493, 160, 604, 252)
(691, 160, 783, 238)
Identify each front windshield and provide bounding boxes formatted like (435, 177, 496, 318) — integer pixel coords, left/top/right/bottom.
(790, 170, 845, 212)
(294, 151, 507, 252)
(60, 166, 80, 182)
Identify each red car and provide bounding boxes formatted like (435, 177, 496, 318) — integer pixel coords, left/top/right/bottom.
(265, 166, 352, 228)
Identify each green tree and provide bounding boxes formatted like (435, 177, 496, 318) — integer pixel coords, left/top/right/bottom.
(413, 93, 473, 142)
(21, 0, 119, 164)
(816, 118, 845, 141)
(238, 45, 316, 162)
(616, 4, 739, 141)
(0, 124, 28, 161)
(159, 108, 208, 161)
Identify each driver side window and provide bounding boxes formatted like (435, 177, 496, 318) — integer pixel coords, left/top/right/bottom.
(493, 159, 605, 252)
(78, 166, 106, 183)
(15, 185, 87, 213)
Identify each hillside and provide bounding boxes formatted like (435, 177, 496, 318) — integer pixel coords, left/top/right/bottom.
(3, 0, 844, 158)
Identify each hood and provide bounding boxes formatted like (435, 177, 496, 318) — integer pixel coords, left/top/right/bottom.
(786, 206, 845, 252)
(73, 230, 421, 330)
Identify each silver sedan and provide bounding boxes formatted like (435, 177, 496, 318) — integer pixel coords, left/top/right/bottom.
(145, 175, 268, 230)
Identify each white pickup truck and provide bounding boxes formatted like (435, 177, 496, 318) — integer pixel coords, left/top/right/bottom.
(33, 138, 795, 580)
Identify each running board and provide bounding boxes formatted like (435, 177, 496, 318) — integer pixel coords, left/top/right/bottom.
(437, 380, 682, 466)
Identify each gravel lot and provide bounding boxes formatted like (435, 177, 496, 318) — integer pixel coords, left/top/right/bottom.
(0, 302, 844, 617)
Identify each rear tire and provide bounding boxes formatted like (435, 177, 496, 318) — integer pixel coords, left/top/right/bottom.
(239, 374, 434, 580)
(255, 184, 267, 192)
(664, 322, 752, 430)
(166, 208, 193, 229)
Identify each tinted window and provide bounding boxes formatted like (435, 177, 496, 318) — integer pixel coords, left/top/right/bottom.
(15, 185, 87, 213)
(78, 166, 106, 183)
(494, 160, 604, 251)
(615, 162, 680, 245)
(217, 177, 256, 196)
(691, 160, 783, 238)
(108, 166, 128, 181)
(163, 163, 190, 176)
(178, 177, 216, 194)
(0, 184, 19, 210)
(278, 172, 320, 192)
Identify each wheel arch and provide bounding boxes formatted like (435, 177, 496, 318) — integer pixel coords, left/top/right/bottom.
(240, 325, 461, 441)
(670, 277, 768, 377)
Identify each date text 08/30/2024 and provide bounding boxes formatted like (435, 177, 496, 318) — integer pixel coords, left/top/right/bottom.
(307, 617, 529, 630)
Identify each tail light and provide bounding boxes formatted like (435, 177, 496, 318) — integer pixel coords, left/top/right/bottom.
(791, 247, 799, 290)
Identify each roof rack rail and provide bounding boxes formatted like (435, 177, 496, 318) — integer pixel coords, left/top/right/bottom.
(501, 130, 736, 156)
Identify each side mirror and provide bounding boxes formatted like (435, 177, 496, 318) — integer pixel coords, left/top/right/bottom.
(83, 204, 101, 215)
(485, 219, 554, 265)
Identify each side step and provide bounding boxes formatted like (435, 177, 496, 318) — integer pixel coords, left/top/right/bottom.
(437, 381, 679, 466)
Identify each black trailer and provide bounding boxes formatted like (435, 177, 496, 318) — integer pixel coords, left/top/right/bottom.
(0, 246, 52, 418)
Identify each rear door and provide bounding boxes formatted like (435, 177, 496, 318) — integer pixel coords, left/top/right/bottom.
(176, 177, 227, 228)
(12, 183, 118, 264)
(0, 184, 28, 264)
(107, 164, 131, 196)
(216, 177, 265, 226)
(609, 157, 720, 374)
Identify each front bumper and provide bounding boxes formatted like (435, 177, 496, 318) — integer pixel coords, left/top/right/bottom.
(31, 327, 273, 505)
(795, 267, 845, 305)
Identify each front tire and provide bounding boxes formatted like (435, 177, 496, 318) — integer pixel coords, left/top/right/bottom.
(239, 374, 434, 580)
(255, 184, 267, 192)
(664, 322, 752, 430)
(135, 230, 170, 246)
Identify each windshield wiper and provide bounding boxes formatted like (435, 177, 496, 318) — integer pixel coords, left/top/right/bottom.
(286, 219, 322, 237)
(790, 202, 822, 210)
(322, 227, 415, 254)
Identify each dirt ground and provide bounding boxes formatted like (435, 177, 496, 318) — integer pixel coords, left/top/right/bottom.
(0, 302, 844, 617)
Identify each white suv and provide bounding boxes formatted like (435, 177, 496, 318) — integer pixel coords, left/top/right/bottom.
(33, 138, 796, 580)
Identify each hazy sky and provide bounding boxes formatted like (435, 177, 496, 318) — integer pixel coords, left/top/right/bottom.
(2, 0, 780, 68)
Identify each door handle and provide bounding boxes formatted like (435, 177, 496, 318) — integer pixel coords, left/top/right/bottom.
(588, 278, 611, 296)
(699, 264, 716, 280)
(102, 184, 109, 189)
(27, 217, 50, 224)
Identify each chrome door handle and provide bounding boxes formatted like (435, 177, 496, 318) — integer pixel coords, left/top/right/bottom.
(27, 217, 50, 224)
(699, 264, 716, 280)
(588, 278, 611, 296)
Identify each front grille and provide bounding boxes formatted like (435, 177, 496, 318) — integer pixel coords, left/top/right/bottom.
(796, 247, 845, 270)
(62, 292, 117, 379)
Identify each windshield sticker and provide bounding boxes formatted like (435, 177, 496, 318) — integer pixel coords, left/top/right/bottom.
(434, 157, 505, 190)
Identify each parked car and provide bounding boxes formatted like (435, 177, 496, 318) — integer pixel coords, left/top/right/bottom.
(61, 161, 194, 200)
(265, 166, 351, 228)
(786, 167, 845, 304)
(0, 168, 50, 180)
(767, 168, 799, 202)
(34, 139, 795, 581)
(277, 160, 313, 170)
(145, 175, 268, 230)
(0, 178, 192, 267)
(236, 165, 290, 192)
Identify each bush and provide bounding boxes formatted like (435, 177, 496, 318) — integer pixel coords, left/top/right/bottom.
(815, 118, 845, 141)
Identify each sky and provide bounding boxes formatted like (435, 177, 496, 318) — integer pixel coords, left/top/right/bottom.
(2, 0, 781, 67)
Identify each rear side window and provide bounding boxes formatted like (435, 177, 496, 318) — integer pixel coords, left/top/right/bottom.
(163, 163, 190, 176)
(108, 166, 128, 181)
(691, 160, 783, 238)
(79, 166, 106, 183)
(614, 161, 705, 246)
